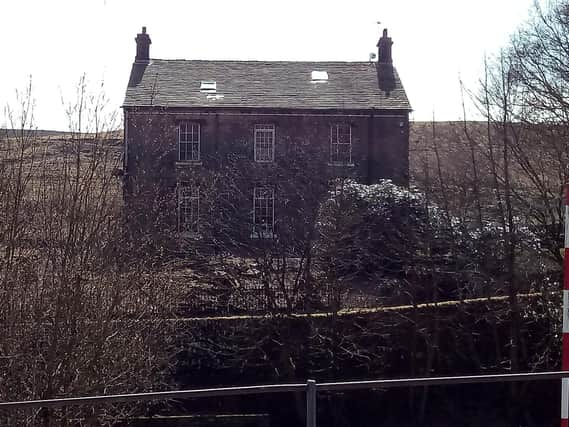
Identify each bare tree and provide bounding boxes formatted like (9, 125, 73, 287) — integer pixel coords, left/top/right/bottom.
(0, 79, 178, 426)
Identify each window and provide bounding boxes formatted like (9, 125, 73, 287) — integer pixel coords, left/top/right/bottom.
(252, 186, 274, 238)
(254, 124, 275, 162)
(178, 122, 200, 162)
(178, 184, 199, 233)
(330, 123, 352, 164)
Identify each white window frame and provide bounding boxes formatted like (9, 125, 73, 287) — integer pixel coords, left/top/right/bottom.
(252, 186, 275, 238)
(178, 184, 199, 233)
(254, 124, 275, 163)
(178, 122, 200, 162)
(329, 123, 352, 165)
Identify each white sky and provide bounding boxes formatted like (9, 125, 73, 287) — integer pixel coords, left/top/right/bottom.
(1, 0, 534, 131)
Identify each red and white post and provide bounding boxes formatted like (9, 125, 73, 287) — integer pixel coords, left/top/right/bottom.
(562, 184, 569, 427)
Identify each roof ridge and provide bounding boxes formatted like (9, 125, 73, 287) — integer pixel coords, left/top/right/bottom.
(149, 58, 374, 64)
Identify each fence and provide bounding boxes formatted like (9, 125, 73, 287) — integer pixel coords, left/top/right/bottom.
(177, 284, 382, 315)
(1, 371, 568, 426)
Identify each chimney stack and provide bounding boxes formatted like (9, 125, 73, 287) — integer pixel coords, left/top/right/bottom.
(376, 28, 395, 93)
(377, 28, 393, 63)
(135, 26, 151, 62)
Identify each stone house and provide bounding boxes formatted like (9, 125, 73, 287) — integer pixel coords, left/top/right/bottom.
(122, 27, 411, 245)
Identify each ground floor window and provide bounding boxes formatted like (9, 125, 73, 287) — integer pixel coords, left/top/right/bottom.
(252, 186, 274, 238)
(178, 184, 199, 233)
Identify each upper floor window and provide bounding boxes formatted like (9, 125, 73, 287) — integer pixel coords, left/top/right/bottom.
(179, 122, 200, 162)
(330, 123, 352, 164)
(178, 184, 199, 233)
(254, 124, 275, 162)
(252, 186, 275, 238)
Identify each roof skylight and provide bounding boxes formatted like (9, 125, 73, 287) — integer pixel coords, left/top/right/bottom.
(206, 94, 224, 100)
(200, 81, 217, 92)
(311, 71, 329, 83)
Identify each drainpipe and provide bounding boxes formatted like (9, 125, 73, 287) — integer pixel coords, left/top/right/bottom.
(367, 108, 375, 184)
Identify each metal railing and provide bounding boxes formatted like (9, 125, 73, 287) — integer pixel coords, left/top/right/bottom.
(1, 371, 568, 426)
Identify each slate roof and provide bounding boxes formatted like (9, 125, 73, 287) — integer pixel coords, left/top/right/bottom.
(123, 59, 411, 111)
